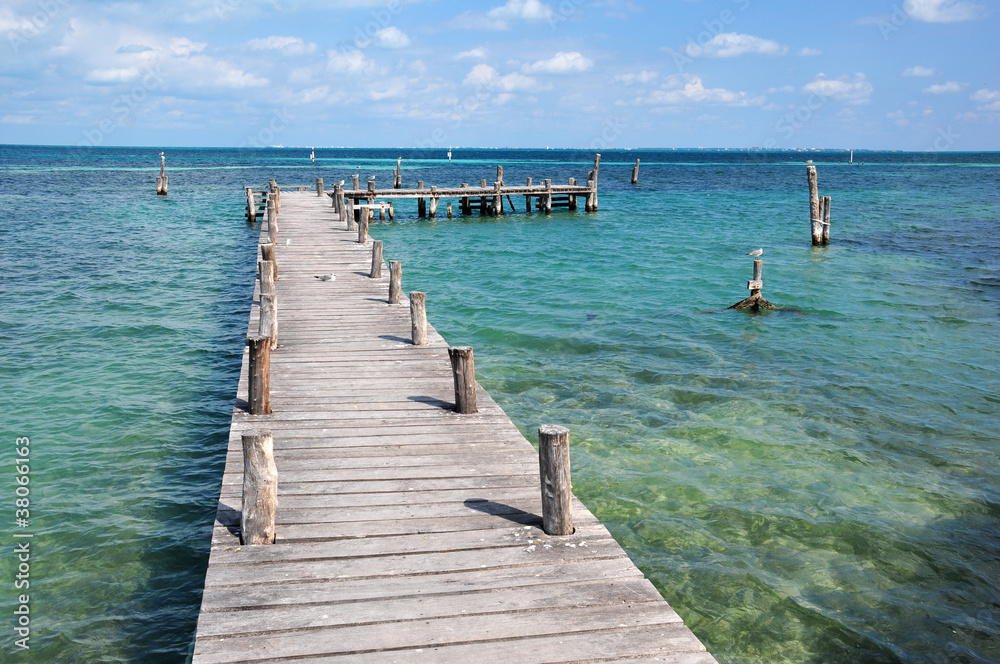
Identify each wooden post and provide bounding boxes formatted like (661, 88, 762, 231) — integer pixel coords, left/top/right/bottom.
(822, 196, 832, 245)
(156, 154, 167, 195)
(388, 202, 395, 221)
(346, 197, 357, 231)
(461, 183, 470, 215)
(568, 177, 578, 211)
(448, 347, 477, 414)
(266, 197, 277, 244)
(525, 177, 533, 213)
(240, 430, 277, 545)
(352, 174, 360, 191)
(316, 177, 323, 196)
(417, 181, 425, 218)
(247, 336, 272, 415)
(394, 157, 402, 189)
(538, 425, 573, 536)
(496, 166, 504, 215)
(388, 260, 402, 304)
(588, 153, 601, 211)
(544, 178, 553, 214)
(447, 202, 453, 218)
(246, 190, 257, 222)
(259, 259, 275, 295)
(260, 242, 277, 281)
(274, 184, 281, 214)
(259, 293, 277, 350)
(631, 158, 640, 185)
(370, 240, 383, 278)
(429, 186, 438, 218)
(808, 166, 822, 246)
(358, 215, 368, 244)
(409, 291, 427, 345)
(480, 179, 487, 214)
(728, 259, 776, 311)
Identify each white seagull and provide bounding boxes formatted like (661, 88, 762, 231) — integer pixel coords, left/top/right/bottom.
(747, 248, 763, 258)
(315, 273, 335, 281)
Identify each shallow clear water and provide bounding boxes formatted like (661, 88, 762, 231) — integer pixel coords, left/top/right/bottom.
(1, 146, 998, 663)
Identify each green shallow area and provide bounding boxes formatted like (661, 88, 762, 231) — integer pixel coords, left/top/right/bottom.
(1, 146, 998, 663)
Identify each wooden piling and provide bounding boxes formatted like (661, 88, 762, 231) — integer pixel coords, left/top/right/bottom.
(388, 260, 402, 304)
(496, 166, 504, 215)
(266, 197, 277, 244)
(568, 177, 578, 211)
(316, 177, 323, 197)
(345, 197, 356, 231)
(525, 177, 533, 213)
(409, 291, 427, 346)
(259, 292, 277, 350)
(448, 346, 477, 414)
(247, 335, 272, 415)
(631, 158, 640, 185)
(447, 201, 453, 218)
(461, 183, 470, 215)
(429, 186, 438, 218)
(586, 154, 601, 212)
(156, 154, 167, 195)
(246, 190, 257, 222)
(358, 216, 368, 245)
(822, 195, 832, 245)
(728, 259, 776, 311)
(479, 179, 487, 214)
(352, 174, 360, 191)
(394, 157, 402, 189)
(544, 179, 553, 214)
(808, 166, 822, 246)
(370, 240, 383, 278)
(417, 181, 426, 217)
(259, 258, 275, 295)
(388, 202, 394, 221)
(538, 425, 574, 536)
(240, 430, 277, 545)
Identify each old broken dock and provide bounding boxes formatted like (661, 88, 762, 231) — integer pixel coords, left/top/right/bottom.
(191, 183, 717, 663)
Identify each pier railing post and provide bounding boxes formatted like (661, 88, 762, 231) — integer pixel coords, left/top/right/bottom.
(346, 198, 357, 231)
(568, 177, 578, 211)
(259, 293, 277, 350)
(316, 177, 323, 196)
(260, 259, 275, 297)
(538, 425, 574, 536)
(241, 430, 277, 545)
(544, 179, 553, 214)
(388, 260, 402, 304)
(409, 292, 427, 345)
(493, 181, 502, 216)
(448, 347, 477, 414)
(260, 242, 277, 281)
(248, 335, 272, 415)
(808, 166, 822, 246)
(822, 196, 832, 245)
(525, 177, 533, 213)
(370, 240, 383, 278)
(358, 214, 369, 244)
(479, 179, 487, 214)
(267, 196, 277, 244)
(352, 174, 359, 191)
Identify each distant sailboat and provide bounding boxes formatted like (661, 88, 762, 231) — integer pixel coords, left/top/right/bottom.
(310, 147, 315, 163)
(447, 147, 452, 162)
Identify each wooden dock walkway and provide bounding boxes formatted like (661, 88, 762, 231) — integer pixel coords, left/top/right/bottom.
(191, 189, 717, 663)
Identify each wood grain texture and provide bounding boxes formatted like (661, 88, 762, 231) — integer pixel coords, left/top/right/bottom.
(191, 190, 717, 664)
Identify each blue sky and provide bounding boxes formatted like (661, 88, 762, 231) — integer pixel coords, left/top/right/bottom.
(1, 0, 997, 149)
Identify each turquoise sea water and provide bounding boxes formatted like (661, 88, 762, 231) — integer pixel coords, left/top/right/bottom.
(1, 146, 998, 663)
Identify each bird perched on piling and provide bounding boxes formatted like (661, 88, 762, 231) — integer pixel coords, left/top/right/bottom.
(747, 248, 763, 258)
(315, 274, 335, 281)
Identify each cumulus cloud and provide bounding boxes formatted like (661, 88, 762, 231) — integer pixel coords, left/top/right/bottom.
(639, 74, 765, 107)
(688, 33, 787, 58)
(328, 49, 374, 74)
(463, 63, 538, 91)
(170, 38, 206, 57)
(487, 0, 554, 23)
(802, 73, 873, 104)
(521, 51, 592, 74)
(903, 66, 939, 77)
(971, 89, 1000, 111)
(247, 36, 317, 55)
(923, 81, 964, 94)
(455, 47, 489, 60)
(904, 0, 983, 22)
(373, 27, 410, 49)
(614, 70, 658, 85)
(85, 67, 141, 84)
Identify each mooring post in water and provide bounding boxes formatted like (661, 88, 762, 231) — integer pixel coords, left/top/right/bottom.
(394, 157, 402, 189)
(248, 335, 272, 415)
(461, 183, 470, 215)
(417, 181, 426, 217)
(728, 258, 776, 311)
(493, 181, 502, 216)
(370, 240, 384, 278)
(388, 260, 402, 304)
(246, 189, 257, 222)
(586, 153, 601, 212)
(480, 179, 488, 215)
(525, 177, 533, 213)
(410, 291, 427, 346)
(241, 430, 277, 545)
(156, 153, 167, 195)
(822, 196, 832, 245)
(544, 179, 553, 214)
(496, 166, 504, 215)
(632, 158, 640, 185)
(259, 292, 277, 350)
(448, 346, 477, 414)
(808, 166, 822, 246)
(429, 186, 438, 218)
(569, 177, 578, 211)
(538, 425, 574, 536)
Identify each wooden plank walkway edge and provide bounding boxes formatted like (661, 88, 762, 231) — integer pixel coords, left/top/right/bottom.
(191, 189, 717, 664)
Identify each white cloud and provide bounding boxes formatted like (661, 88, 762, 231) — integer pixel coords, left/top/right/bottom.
(247, 36, 317, 55)
(688, 33, 787, 58)
(487, 0, 554, 23)
(798, 48, 822, 56)
(455, 47, 489, 60)
(374, 26, 410, 49)
(614, 71, 658, 85)
(903, 66, 939, 77)
(170, 38, 206, 57)
(463, 64, 538, 91)
(2, 115, 34, 124)
(802, 73, 873, 104)
(521, 51, 592, 74)
(904, 0, 983, 22)
(923, 81, 964, 94)
(971, 89, 1000, 111)
(84, 67, 141, 83)
(639, 74, 765, 107)
(300, 85, 330, 103)
(327, 49, 374, 74)
(0, 8, 32, 32)
(766, 85, 796, 94)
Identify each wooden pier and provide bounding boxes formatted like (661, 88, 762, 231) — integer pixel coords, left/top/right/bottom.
(192, 187, 716, 663)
